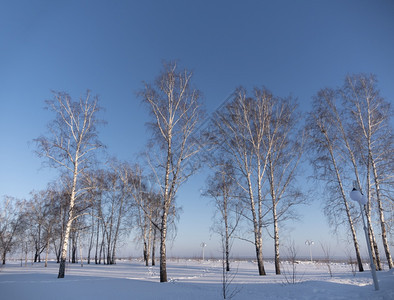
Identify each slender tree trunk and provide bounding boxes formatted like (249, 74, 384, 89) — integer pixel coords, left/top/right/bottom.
(58, 163, 78, 278)
(53, 241, 58, 263)
(268, 155, 281, 275)
(273, 203, 280, 275)
(55, 208, 64, 263)
(38, 224, 41, 263)
(99, 222, 106, 264)
(366, 157, 382, 271)
(252, 197, 265, 275)
(345, 201, 364, 272)
(146, 222, 152, 267)
(106, 206, 114, 265)
(246, 171, 266, 276)
(95, 219, 100, 264)
(24, 244, 28, 266)
(79, 233, 83, 267)
(255, 236, 265, 275)
(45, 236, 50, 268)
(254, 235, 265, 274)
(72, 233, 78, 263)
(225, 233, 230, 272)
(99, 239, 103, 264)
(87, 215, 95, 264)
(339, 183, 364, 272)
(160, 209, 168, 282)
(370, 155, 393, 269)
(143, 241, 148, 266)
(324, 133, 365, 272)
(110, 243, 116, 265)
(106, 235, 111, 265)
(224, 204, 230, 272)
(56, 244, 61, 263)
(34, 235, 39, 263)
(367, 212, 382, 271)
(152, 228, 157, 266)
(253, 207, 265, 275)
(111, 197, 124, 265)
(58, 215, 73, 278)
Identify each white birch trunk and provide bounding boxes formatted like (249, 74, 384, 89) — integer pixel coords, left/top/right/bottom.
(58, 161, 78, 278)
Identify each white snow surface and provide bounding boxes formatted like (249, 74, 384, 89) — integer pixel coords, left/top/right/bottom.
(1, 259, 393, 299)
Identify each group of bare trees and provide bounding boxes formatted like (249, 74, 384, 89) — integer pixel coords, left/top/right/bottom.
(202, 73, 393, 278)
(203, 87, 305, 275)
(83, 162, 135, 266)
(0, 197, 25, 265)
(0, 91, 161, 280)
(0, 160, 164, 271)
(306, 74, 393, 271)
(0, 65, 392, 284)
(1, 187, 68, 267)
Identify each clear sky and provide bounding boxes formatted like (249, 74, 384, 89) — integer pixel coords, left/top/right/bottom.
(1, 0, 393, 259)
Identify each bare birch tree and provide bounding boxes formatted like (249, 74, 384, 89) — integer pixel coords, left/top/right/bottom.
(265, 96, 305, 275)
(34, 90, 104, 278)
(140, 62, 204, 282)
(203, 160, 242, 272)
(306, 88, 365, 272)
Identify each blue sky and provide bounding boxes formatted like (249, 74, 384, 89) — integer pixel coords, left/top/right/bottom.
(1, 0, 393, 258)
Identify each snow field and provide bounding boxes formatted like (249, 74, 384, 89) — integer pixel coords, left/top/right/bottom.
(1, 259, 393, 299)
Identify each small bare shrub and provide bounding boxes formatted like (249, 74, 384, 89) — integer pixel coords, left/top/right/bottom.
(345, 248, 357, 277)
(320, 242, 332, 277)
(221, 258, 240, 299)
(281, 241, 303, 284)
(220, 238, 241, 299)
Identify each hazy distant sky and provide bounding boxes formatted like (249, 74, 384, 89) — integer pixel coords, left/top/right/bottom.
(1, 0, 393, 258)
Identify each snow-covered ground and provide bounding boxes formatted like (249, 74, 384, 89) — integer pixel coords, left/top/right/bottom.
(1, 259, 393, 299)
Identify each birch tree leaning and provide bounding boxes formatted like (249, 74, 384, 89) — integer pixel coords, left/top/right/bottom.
(140, 62, 204, 282)
(34, 91, 104, 278)
(342, 74, 393, 269)
(306, 88, 365, 272)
